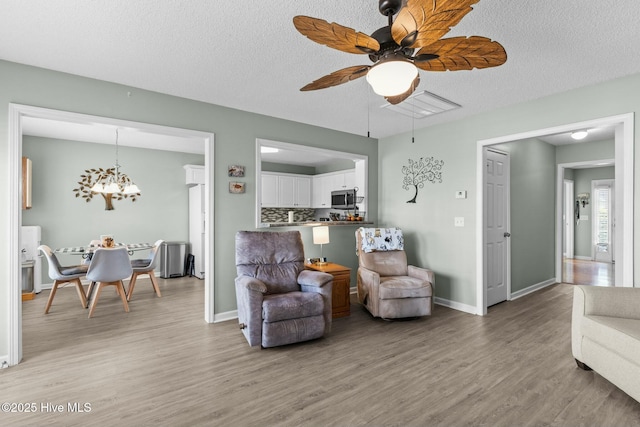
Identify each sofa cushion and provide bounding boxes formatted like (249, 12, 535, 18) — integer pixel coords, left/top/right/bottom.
(262, 291, 324, 323)
(379, 276, 432, 300)
(582, 315, 640, 363)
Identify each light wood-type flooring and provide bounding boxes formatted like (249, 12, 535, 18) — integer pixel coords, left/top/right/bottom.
(563, 258, 615, 287)
(2, 277, 639, 426)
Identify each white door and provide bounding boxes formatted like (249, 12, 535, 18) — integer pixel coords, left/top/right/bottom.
(592, 179, 614, 263)
(563, 179, 575, 259)
(484, 149, 510, 307)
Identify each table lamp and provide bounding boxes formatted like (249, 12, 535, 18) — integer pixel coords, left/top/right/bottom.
(312, 226, 330, 265)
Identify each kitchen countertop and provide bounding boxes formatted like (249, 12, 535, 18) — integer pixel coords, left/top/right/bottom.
(262, 220, 374, 227)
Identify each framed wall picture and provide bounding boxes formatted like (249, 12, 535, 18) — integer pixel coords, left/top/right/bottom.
(229, 181, 245, 194)
(228, 165, 245, 177)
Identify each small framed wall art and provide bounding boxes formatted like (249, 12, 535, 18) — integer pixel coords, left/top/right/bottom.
(228, 165, 245, 177)
(229, 181, 245, 194)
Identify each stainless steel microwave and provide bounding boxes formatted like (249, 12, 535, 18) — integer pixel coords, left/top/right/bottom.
(331, 189, 356, 209)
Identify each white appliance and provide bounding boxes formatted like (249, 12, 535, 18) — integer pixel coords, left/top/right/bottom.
(21, 225, 42, 293)
(185, 165, 205, 279)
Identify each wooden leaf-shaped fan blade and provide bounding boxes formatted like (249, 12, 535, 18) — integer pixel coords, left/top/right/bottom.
(385, 74, 421, 105)
(392, 0, 480, 48)
(301, 65, 371, 91)
(294, 16, 380, 54)
(415, 36, 506, 71)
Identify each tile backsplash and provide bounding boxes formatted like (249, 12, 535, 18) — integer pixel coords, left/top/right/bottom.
(261, 208, 316, 223)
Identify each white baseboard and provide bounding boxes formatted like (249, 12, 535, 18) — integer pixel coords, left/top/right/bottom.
(573, 255, 593, 261)
(434, 297, 477, 315)
(214, 310, 238, 323)
(510, 278, 557, 300)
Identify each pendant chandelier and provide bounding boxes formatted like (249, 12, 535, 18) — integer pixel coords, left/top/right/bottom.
(90, 129, 141, 195)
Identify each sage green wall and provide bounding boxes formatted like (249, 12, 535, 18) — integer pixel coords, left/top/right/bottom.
(261, 162, 315, 175)
(495, 139, 556, 292)
(556, 139, 615, 164)
(573, 166, 616, 258)
(22, 136, 204, 286)
(379, 72, 640, 308)
(315, 159, 356, 174)
(0, 60, 378, 358)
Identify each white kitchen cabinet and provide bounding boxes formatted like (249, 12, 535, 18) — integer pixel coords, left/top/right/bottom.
(188, 184, 206, 279)
(344, 170, 356, 189)
(262, 173, 311, 208)
(278, 175, 295, 207)
(312, 175, 331, 208)
(311, 169, 357, 208)
(261, 173, 279, 207)
(294, 176, 311, 207)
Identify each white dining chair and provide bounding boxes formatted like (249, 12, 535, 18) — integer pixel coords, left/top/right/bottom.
(39, 245, 89, 314)
(85, 247, 132, 318)
(127, 239, 164, 301)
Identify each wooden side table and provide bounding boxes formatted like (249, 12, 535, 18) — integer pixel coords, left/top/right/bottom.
(305, 262, 351, 318)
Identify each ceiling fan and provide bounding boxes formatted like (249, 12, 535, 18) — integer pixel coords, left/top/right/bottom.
(293, 0, 507, 105)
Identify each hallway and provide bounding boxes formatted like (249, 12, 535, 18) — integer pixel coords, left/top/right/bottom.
(562, 258, 614, 287)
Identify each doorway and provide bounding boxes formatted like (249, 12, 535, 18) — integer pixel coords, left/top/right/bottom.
(476, 113, 634, 316)
(7, 104, 215, 366)
(592, 179, 615, 263)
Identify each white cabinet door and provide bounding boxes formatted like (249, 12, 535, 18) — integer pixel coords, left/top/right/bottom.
(313, 175, 333, 208)
(344, 170, 356, 189)
(261, 174, 278, 207)
(294, 176, 311, 207)
(312, 176, 323, 208)
(278, 175, 295, 207)
(327, 173, 344, 192)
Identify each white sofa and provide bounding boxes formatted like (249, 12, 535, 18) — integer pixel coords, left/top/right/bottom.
(571, 285, 640, 402)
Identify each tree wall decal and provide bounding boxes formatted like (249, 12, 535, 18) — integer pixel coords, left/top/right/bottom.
(401, 156, 444, 203)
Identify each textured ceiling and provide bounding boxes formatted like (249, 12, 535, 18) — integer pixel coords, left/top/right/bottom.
(2, 1, 640, 139)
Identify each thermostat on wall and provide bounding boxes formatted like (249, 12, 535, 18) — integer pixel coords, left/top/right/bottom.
(456, 191, 467, 199)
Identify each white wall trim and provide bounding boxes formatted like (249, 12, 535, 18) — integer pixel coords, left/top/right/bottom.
(477, 113, 634, 316)
(214, 310, 238, 323)
(8, 103, 215, 366)
(573, 255, 593, 261)
(434, 297, 477, 315)
(510, 279, 556, 300)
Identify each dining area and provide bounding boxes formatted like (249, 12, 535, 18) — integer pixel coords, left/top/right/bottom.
(38, 239, 164, 318)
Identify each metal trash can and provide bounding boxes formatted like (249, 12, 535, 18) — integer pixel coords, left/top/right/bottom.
(21, 260, 34, 293)
(160, 241, 189, 278)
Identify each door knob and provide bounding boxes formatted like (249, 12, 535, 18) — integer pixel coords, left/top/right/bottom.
(504, 232, 511, 238)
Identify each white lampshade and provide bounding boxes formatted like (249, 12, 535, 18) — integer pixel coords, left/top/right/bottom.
(102, 181, 119, 194)
(366, 58, 418, 97)
(123, 183, 140, 194)
(313, 226, 330, 245)
(90, 182, 105, 193)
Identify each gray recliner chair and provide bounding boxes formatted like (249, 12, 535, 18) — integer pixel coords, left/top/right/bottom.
(356, 227, 434, 319)
(235, 230, 333, 348)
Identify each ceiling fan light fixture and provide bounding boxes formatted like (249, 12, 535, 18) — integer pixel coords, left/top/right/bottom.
(571, 130, 589, 140)
(366, 57, 418, 97)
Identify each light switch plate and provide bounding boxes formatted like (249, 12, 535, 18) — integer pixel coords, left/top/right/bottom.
(454, 217, 464, 227)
